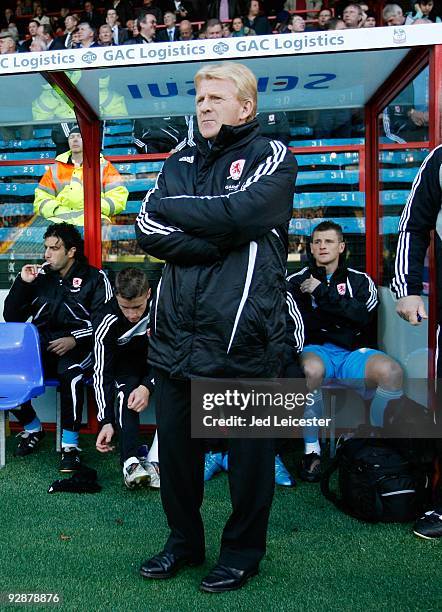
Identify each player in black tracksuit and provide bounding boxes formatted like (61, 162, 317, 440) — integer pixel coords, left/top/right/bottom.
(288, 221, 404, 482)
(93, 267, 158, 489)
(3, 223, 112, 469)
(135, 63, 297, 591)
(393, 145, 442, 539)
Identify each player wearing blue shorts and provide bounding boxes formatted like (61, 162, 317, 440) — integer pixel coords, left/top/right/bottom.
(287, 221, 404, 482)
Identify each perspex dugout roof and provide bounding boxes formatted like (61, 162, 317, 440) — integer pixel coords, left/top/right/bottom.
(0, 24, 439, 125)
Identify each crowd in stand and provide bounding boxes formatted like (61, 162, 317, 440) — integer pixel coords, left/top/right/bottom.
(0, 1, 441, 53)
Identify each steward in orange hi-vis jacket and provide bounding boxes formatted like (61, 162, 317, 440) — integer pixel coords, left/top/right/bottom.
(34, 125, 128, 226)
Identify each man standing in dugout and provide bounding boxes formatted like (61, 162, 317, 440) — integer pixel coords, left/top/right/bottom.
(135, 62, 297, 592)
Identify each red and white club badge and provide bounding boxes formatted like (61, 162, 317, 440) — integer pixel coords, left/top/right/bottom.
(72, 277, 83, 288)
(229, 159, 245, 180)
(337, 283, 346, 295)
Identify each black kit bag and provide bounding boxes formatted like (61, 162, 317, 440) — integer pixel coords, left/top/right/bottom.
(320, 434, 432, 523)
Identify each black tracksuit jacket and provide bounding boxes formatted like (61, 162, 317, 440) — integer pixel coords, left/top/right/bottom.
(392, 145, 442, 321)
(3, 260, 112, 350)
(92, 297, 154, 426)
(135, 119, 297, 379)
(287, 260, 378, 350)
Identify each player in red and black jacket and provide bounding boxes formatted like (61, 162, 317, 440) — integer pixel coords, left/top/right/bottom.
(93, 267, 159, 490)
(3, 223, 112, 470)
(287, 221, 404, 483)
(392, 145, 442, 540)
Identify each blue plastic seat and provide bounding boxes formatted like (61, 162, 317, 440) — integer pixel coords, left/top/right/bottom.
(0, 323, 45, 468)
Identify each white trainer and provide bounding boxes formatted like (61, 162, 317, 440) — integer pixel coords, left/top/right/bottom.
(145, 461, 160, 489)
(123, 458, 151, 489)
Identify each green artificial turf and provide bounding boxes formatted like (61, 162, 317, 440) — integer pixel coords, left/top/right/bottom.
(1, 433, 441, 612)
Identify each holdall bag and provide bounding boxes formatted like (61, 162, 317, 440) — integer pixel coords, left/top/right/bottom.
(320, 435, 432, 523)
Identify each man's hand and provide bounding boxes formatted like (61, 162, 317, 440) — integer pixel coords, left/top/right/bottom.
(396, 295, 428, 325)
(300, 275, 321, 294)
(20, 264, 42, 283)
(47, 336, 76, 356)
(96, 423, 115, 453)
(409, 109, 428, 127)
(128, 385, 150, 413)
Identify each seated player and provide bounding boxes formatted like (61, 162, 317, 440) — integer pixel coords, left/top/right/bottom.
(287, 221, 404, 482)
(93, 267, 159, 489)
(3, 223, 112, 471)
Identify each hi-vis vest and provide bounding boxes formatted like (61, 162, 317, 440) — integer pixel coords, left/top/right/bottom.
(34, 151, 129, 226)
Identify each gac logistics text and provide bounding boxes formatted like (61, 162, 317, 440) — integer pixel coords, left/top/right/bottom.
(0, 33, 346, 70)
(202, 390, 315, 411)
(202, 415, 332, 428)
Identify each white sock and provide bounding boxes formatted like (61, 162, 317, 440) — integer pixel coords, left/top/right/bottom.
(147, 430, 159, 463)
(305, 441, 321, 455)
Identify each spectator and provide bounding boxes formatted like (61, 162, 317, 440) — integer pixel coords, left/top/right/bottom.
(222, 22, 232, 36)
(1, 7, 15, 30)
(78, 21, 100, 47)
(406, 0, 441, 23)
(139, 0, 163, 23)
(382, 3, 406, 26)
(358, 1, 369, 26)
(53, 6, 71, 33)
(71, 26, 81, 48)
(309, 7, 333, 30)
(106, 8, 129, 44)
(98, 23, 115, 44)
(34, 124, 128, 225)
(288, 221, 404, 482)
(342, 3, 363, 28)
(20, 19, 40, 51)
(156, 10, 180, 40)
(178, 18, 194, 39)
(33, 4, 51, 26)
(161, 0, 194, 21)
(105, 0, 134, 26)
(274, 9, 290, 33)
(363, 9, 376, 27)
(8, 25, 20, 42)
(93, 267, 160, 490)
(126, 18, 135, 36)
(243, 0, 272, 35)
(0, 31, 18, 54)
(3, 223, 112, 471)
(125, 12, 157, 43)
(325, 17, 346, 29)
(37, 24, 66, 50)
(290, 13, 307, 32)
(207, 0, 244, 21)
(204, 17, 223, 37)
(29, 34, 47, 51)
(61, 14, 80, 48)
(15, 1, 33, 17)
(81, 1, 104, 29)
(230, 15, 255, 35)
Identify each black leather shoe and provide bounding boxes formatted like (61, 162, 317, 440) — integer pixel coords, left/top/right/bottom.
(140, 551, 203, 579)
(200, 564, 258, 593)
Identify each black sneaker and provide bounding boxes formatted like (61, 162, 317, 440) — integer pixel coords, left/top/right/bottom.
(299, 452, 322, 483)
(14, 429, 45, 457)
(60, 447, 81, 473)
(413, 509, 442, 539)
